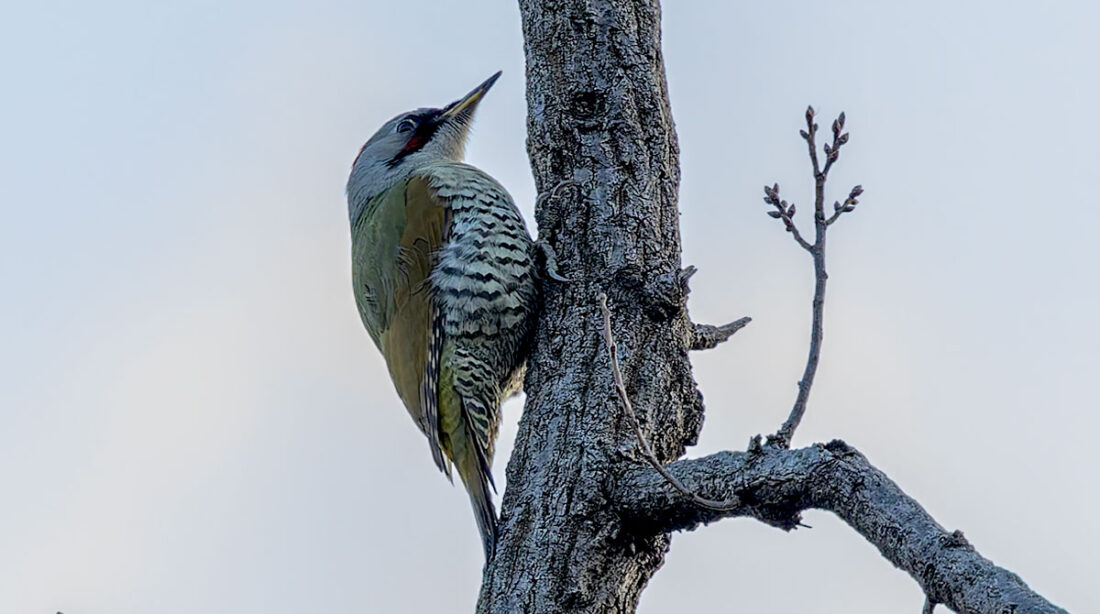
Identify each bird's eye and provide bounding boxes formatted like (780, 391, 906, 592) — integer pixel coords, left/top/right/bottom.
(396, 118, 417, 134)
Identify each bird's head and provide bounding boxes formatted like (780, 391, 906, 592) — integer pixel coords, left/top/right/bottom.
(347, 71, 501, 221)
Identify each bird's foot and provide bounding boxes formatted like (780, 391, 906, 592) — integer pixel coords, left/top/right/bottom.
(534, 178, 576, 210)
(536, 240, 571, 283)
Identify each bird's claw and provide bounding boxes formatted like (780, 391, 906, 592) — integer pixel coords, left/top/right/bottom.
(536, 240, 571, 283)
(534, 179, 577, 209)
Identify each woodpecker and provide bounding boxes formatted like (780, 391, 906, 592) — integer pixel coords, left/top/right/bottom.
(345, 72, 536, 560)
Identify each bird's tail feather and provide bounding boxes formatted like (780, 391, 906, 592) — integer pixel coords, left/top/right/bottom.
(458, 450, 497, 562)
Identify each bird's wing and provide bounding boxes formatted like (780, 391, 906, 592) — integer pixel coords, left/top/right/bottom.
(417, 162, 531, 559)
(351, 176, 450, 476)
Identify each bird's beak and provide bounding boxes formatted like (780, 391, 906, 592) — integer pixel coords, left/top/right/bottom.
(440, 71, 501, 124)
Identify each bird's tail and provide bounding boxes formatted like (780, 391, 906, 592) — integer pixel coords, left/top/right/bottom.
(457, 447, 498, 561)
(438, 353, 499, 561)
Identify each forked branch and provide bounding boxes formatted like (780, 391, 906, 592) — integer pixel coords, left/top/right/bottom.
(765, 107, 865, 448)
(614, 442, 1068, 614)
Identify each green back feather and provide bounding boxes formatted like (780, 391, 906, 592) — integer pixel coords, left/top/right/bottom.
(351, 178, 444, 442)
(350, 168, 506, 560)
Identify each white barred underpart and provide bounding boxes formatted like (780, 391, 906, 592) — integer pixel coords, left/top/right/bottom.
(419, 161, 537, 450)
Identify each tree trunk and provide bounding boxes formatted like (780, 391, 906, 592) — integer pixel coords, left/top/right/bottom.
(478, 1, 1070, 613)
(477, 0, 694, 611)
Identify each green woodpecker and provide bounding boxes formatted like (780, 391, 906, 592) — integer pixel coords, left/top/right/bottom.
(345, 72, 536, 560)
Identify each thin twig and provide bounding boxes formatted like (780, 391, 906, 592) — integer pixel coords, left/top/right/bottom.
(598, 294, 741, 512)
(765, 108, 865, 448)
(826, 184, 864, 226)
(771, 239, 826, 448)
(763, 183, 812, 251)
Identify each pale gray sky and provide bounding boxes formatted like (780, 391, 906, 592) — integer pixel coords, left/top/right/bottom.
(1, 1, 1097, 612)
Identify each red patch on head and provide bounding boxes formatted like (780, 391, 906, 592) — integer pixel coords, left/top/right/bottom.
(401, 133, 426, 154)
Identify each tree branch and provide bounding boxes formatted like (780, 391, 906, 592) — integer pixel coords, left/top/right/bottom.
(614, 441, 1068, 614)
(680, 265, 751, 351)
(767, 107, 863, 448)
(690, 317, 752, 351)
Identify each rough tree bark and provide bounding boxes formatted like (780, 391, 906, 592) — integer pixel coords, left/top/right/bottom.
(476, 1, 1069, 612)
(478, 1, 693, 610)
